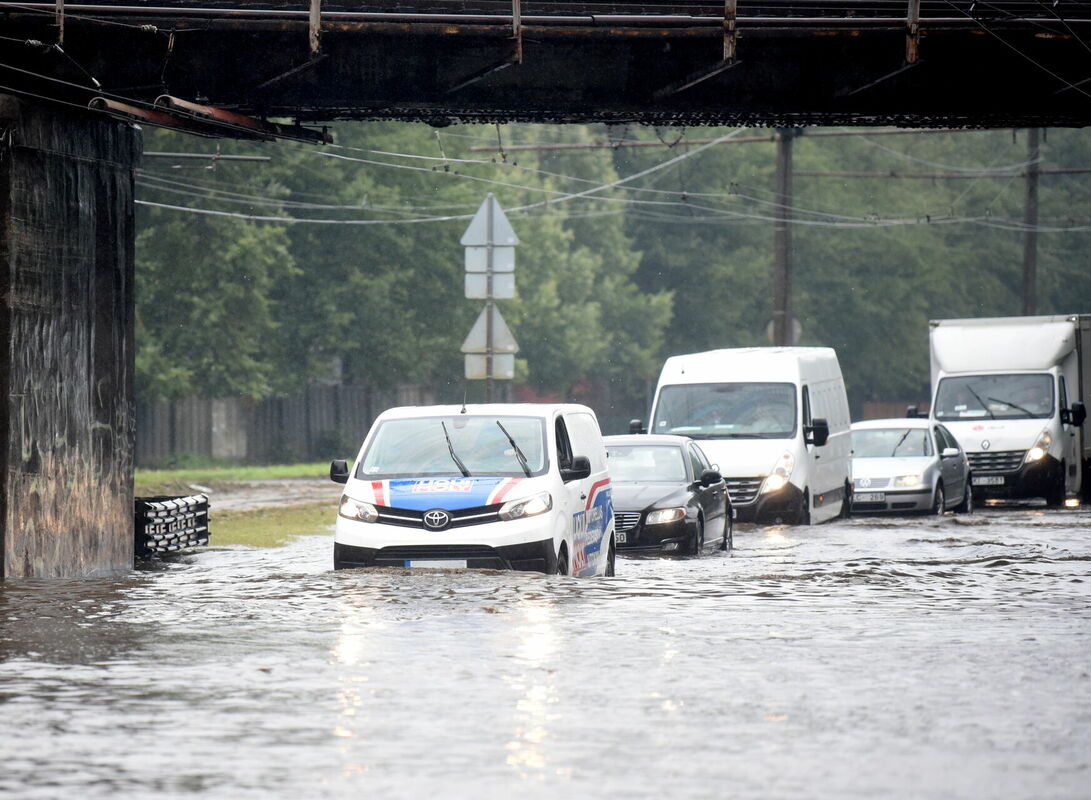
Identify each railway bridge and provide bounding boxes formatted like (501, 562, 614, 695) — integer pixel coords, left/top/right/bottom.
(2, 1, 1090, 576)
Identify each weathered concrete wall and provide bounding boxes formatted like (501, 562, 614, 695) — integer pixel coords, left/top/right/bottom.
(0, 96, 141, 578)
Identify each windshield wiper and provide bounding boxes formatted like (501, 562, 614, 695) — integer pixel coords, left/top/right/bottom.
(890, 428, 912, 456)
(963, 384, 995, 419)
(441, 421, 471, 477)
(986, 396, 1036, 417)
(495, 420, 532, 477)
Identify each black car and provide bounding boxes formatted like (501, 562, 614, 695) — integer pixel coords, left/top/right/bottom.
(605, 434, 733, 555)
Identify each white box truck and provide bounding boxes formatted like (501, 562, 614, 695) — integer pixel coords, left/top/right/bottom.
(929, 315, 1090, 505)
(635, 347, 852, 525)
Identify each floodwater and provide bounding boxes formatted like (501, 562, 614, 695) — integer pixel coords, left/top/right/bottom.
(2, 506, 1089, 799)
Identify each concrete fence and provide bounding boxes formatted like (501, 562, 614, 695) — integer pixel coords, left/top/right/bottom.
(136, 383, 436, 467)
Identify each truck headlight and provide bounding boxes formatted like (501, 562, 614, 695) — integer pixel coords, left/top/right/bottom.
(1025, 429, 1053, 463)
(499, 491, 553, 521)
(760, 451, 796, 494)
(894, 474, 922, 488)
(339, 495, 379, 523)
(646, 507, 686, 525)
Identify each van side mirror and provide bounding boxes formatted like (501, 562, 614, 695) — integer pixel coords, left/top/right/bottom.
(330, 459, 350, 484)
(562, 455, 592, 482)
(906, 405, 919, 419)
(1062, 402, 1087, 427)
(629, 418, 645, 434)
(699, 468, 722, 487)
(805, 418, 830, 447)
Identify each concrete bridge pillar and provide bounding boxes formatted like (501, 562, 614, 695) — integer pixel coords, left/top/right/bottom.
(0, 96, 141, 578)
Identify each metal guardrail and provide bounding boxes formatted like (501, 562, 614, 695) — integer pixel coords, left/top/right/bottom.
(135, 494, 210, 558)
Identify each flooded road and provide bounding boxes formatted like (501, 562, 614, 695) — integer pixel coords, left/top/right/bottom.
(2, 506, 1089, 799)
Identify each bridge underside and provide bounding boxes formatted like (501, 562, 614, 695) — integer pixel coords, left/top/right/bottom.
(3, 2, 1091, 128)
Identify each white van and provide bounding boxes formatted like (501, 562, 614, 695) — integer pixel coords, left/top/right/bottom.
(330, 403, 615, 576)
(639, 347, 852, 525)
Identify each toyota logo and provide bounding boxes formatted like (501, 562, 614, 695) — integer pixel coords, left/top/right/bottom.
(981, 440, 991, 450)
(423, 509, 451, 530)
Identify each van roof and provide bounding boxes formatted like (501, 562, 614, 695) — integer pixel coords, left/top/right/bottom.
(375, 403, 595, 420)
(658, 347, 841, 385)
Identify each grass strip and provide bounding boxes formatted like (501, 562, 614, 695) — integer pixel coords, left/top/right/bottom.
(210, 501, 335, 548)
(136, 462, 329, 497)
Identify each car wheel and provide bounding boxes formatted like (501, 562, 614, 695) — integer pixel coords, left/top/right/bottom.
(721, 513, 733, 552)
(957, 480, 974, 514)
(605, 538, 616, 577)
(556, 544, 569, 576)
(690, 518, 705, 556)
(932, 483, 946, 515)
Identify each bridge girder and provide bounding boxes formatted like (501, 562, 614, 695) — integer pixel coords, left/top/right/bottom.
(1, 1, 1091, 130)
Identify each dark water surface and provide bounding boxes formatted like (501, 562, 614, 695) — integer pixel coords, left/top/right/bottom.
(2, 507, 1089, 798)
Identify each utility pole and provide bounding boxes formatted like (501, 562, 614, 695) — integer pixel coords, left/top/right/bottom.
(1022, 128, 1040, 316)
(772, 128, 796, 346)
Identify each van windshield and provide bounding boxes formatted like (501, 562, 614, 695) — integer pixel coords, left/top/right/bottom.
(652, 383, 797, 439)
(934, 374, 1053, 421)
(356, 416, 548, 479)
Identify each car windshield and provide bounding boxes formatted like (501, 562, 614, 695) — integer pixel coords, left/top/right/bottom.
(652, 382, 797, 439)
(605, 444, 688, 483)
(356, 415, 547, 479)
(852, 428, 933, 458)
(934, 374, 1053, 420)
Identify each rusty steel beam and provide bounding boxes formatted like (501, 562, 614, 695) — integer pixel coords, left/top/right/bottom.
(89, 96, 219, 135)
(154, 95, 332, 143)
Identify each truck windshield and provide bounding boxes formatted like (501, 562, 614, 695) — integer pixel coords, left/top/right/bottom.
(934, 374, 1054, 420)
(356, 416, 548, 479)
(852, 428, 933, 458)
(652, 383, 797, 439)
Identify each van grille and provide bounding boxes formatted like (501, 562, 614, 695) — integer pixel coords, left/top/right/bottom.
(967, 450, 1025, 474)
(725, 477, 763, 505)
(615, 512, 642, 533)
(375, 503, 501, 529)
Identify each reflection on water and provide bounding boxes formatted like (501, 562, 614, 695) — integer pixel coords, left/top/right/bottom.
(1, 507, 1089, 798)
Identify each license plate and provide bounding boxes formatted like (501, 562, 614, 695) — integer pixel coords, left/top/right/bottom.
(973, 475, 1004, 486)
(406, 560, 467, 569)
(854, 492, 885, 502)
(615, 531, 627, 544)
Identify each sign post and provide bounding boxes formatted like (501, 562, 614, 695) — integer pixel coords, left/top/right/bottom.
(461, 194, 518, 401)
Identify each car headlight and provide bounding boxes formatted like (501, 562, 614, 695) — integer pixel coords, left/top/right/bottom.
(760, 451, 796, 494)
(339, 495, 379, 523)
(499, 491, 553, 521)
(646, 507, 686, 525)
(1025, 429, 1053, 463)
(894, 474, 922, 488)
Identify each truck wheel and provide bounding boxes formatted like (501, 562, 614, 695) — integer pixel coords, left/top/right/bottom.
(1045, 468, 1066, 507)
(798, 490, 811, 525)
(605, 539, 616, 577)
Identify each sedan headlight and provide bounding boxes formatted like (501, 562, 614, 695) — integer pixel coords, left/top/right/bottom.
(499, 491, 553, 521)
(760, 451, 796, 494)
(893, 474, 922, 488)
(1025, 429, 1053, 463)
(339, 495, 379, 523)
(646, 507, 686, 525)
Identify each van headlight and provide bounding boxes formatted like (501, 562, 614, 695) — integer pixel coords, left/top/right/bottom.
(760, 451, 796, 494)
(1025, 429, 1053, 463)
(339, 495, 379, 523)
(646, 507, 686, 525)
(499, 491, 553, 521)
(894, 474, 922, 488)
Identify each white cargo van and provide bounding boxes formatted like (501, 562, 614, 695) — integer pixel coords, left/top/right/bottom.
(330, 403, 615, 576)
(638, 348, 852, 525)
(929, 315, 1090, 505)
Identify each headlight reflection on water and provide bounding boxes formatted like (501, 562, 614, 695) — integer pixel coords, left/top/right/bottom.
(505, 600, 559, 779)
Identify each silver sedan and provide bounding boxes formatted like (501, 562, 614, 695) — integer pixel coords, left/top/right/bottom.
(850, 418, 973, 515)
